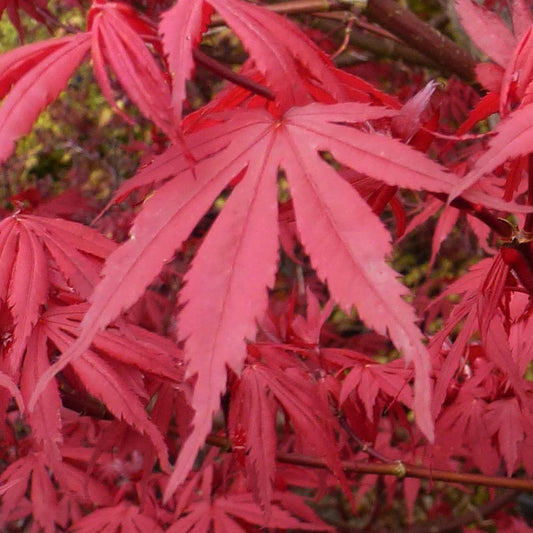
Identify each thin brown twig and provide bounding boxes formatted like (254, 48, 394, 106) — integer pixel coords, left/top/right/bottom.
(206, 433, 533, 491)
(432, 192, 515, 240)
(208, 0, 477, 81)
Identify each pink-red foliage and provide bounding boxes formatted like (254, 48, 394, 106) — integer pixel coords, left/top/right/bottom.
(0, 0, 533, 531)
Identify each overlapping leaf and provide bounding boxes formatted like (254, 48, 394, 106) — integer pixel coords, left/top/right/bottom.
(454, 0, 516, 67)
(71, 502, 164, 533)
(160, 0, 346, 116)
(0, 452, 57, 533)
(0, 213, 115, 374)
(451, 104, 533, 199)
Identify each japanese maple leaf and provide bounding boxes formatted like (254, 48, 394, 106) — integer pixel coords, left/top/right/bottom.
(485, 397, 527, 475)
(339, 359, 414, 421)
(437, 387, 494, 474)
(228, 365, 277, 514)
(39, 303, 183, 470)
(228, 350, 351, 513)
(0, 33, 92, 163)
(0, 213, 115, 374)
(451, 104, 533, 199)
(20, 325, 63, 463)
(0, 452, 57, 533)
(429, 254, 527, 415)
(87, 1, 174, 137)
(32, 101, 523, 497)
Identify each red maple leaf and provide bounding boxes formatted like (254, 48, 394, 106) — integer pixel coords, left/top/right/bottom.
(32, 94, 532, 499)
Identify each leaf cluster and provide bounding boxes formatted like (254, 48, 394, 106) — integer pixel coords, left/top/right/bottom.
(1, 1, 533, 532)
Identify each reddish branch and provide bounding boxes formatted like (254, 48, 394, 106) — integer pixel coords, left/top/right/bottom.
(364, 0, 476, 80)
(193, 49, 274, 100)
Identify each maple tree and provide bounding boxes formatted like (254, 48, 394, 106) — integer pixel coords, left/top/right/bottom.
(2, 0, 533, 531)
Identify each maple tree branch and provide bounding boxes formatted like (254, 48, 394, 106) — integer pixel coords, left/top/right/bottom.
(363, 0, 476, 81)
(432, 192, 515, 240)
(206, 434, 533, 491)
(58, 375, 113, 420)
